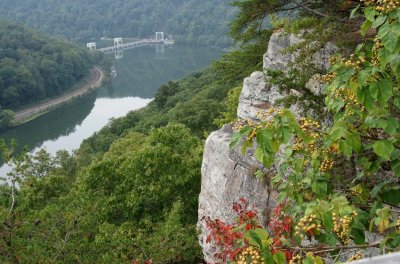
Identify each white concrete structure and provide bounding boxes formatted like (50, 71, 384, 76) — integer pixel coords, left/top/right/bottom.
(155, 32, 164, 41)
(115, 50, 123, 60)
(114, 38, 123, 46)
(86, 42, 97, 51)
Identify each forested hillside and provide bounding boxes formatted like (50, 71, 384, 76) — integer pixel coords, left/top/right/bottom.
(1, 0, 399, 263)
(0, 21, 95, 109)
(0, 0, 235, 47)
(0, 11, 268, 261)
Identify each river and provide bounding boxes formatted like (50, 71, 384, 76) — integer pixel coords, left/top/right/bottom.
(0, 44, 222, 173)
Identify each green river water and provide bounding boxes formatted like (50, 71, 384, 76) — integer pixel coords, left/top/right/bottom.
(0, 44, 221, 173)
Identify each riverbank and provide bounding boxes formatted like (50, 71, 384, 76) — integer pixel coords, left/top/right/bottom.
(12, 66, 105, 126)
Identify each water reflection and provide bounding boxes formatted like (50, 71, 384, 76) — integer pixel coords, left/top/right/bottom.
(0, 93, 97, 154)
(34, 97, 152, 153)
(0, 45, 222, 158)
(104, 45, 220, 99)
(115, 50, 124, 60)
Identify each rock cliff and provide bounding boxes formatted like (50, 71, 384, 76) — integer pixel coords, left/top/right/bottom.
(197, 31, 336, 263)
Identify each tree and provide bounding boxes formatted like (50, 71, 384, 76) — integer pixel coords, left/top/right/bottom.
(0, 109, 14, 129)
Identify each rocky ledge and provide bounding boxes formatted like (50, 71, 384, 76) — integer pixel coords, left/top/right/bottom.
(197, 31, 338, 263)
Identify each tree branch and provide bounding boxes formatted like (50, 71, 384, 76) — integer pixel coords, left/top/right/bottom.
(301, 5, 329, 18)
(291, 240, 382, 253)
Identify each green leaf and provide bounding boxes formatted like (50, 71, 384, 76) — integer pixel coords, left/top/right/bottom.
(323, 212, 333, 232)
(351, 227, 366, 245)
(378, 23, 391, 39)
(369, 81, 379, 100)
(360, 20, 372, 36)
(373, 140, 394, 160)
(365, 7, 378, 22)
(326, 121, 348, 144)
(380, 188, 400, 205)
(392, 159, 400, 177)
(245, 228, 270, 250)
(262, 247, 274, 264)
(246, 230, 262, 248)
(365, 116, 388, 129)
(340, 140, 353, 158)
(230, 127, 250, 148)
(312, 181, 327, 197)
(263, 154, 275, 168)
(270, 139, 281, 153)
(255, 147, 264, 161)
(325, 232, 339, 246)
(241, 139, 253, 154)
(377, 78, 393, 104)
(229, 131, 243, 149)
(348, 133, 362, 152)
(381, 25, 399, 52)
(371, 181, 389, 198)
(273, 251, 286, 264)
(385, 118, 399, 135)
(372, 15, 387, 28)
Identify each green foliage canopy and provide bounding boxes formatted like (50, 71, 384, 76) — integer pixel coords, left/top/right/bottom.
(0, 0, 236, 47)
(0, 21, 95, 110)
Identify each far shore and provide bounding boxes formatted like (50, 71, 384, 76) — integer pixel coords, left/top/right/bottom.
(12, 66, 105, 126)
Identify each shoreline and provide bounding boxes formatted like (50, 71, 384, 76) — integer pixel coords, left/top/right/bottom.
(12, 66, 105, 126)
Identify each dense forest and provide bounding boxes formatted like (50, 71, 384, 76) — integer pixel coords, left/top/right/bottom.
(0, 0, 235, 47)
(0, 4, 268, 260)
(0, 0, 399, 263)
(0, 21, 96, 120)
(0, 55, 265, 263)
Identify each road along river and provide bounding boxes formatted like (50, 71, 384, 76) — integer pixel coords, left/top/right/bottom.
(0, 44, 222, 174)
(13, 66, 105, 125)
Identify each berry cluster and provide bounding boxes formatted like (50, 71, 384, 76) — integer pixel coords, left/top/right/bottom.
(300, 118, 321, 136)
(294, 214, 321, 239)
(232, 119, 254, 132)
(361, 0, 400, 13)
(332, 212, 357, 244)
(233, 107, 283, 141)
(320, 72, 337, 83)
(341, 54, 366, 70)
(293, 118, 321, 153)
(320, 158, 335, 172)
(292, 136, 316, 153)
(372, 37, 383, 66)
(236, 247, 264, 264)
(289, 254, 302, 264)
(333, 87, 365, 116)
(324, 144, 340, 154)
(257, 106, 279, 119)
(347, 251, 363, 262)
(289, 253, 319, 264)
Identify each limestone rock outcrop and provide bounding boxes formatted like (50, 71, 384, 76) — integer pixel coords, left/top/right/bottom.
(198, 125, 276, 263)
(197, 31, 337, 263)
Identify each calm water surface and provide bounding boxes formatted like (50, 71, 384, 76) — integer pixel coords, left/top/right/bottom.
(0, 45, 221, 173)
